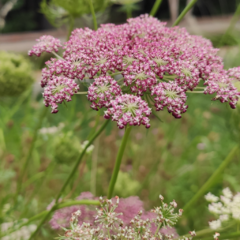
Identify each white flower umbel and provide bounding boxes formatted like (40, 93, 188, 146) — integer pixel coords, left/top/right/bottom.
(206, 188, 240, 229)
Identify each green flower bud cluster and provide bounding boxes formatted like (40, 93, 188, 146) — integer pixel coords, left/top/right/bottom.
(0, 51, 34, 97)
(114, 171, 140, 197)
(53, 131, 94, 164)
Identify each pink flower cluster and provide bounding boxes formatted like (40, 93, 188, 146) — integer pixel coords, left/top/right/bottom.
(49, 192, 96, 229)
(204, 67, 240, 109)
(104, 94, 151, 129)
(29, 15, 240, 128)
(43, 76, 79, 113)
(228, 66, 240, 81)
(151, 81, 188, 118)
(28, 35, 62, 57)
(87, 76, 122, 110)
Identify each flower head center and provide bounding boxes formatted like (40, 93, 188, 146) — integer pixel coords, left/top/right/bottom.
(165, 90, 178, 99)
(182, 68, 192, 77)
(96, 85, 109, 93)
(153, 58, 168, 67)
(122, 102, 138, 115)
(218, 82, 228, 89)
(52, 85, 67, 94)
(97, 58, 107, 65)
(135, 72, 148, 80)
(72, 59, 81, 66)
(123, 56, 137, 65)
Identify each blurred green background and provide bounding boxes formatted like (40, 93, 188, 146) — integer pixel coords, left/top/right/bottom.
(1, 0, 240, 239)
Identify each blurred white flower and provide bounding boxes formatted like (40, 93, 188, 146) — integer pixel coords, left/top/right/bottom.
(219, 214, 229, 222)
(232, 210, 240, 220)
(209, 220, 221, 230)
(1, 220, 36, 240)
(205, 192, 219, 202)
(213, 232, 220, 240)
(222, 187, 233, 198)
(39, 122, 64, 135)
(206, 188, 240, 229)
(82, 141, 94, 154)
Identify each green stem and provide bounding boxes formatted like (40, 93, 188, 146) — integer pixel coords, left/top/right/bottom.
(107, 125, 132, 199)
(150, 0, 163, 16)
(56, 120, 109, 203)
(186, 91, 204, 93)
(88, 0, 98, 30)
(126, 5, 132, 19)
(219, 3, 240, 47)
(15, 106, 48, 203)
(183, 145, 239, 213)
(28, 120, 109, 240)
(76, 92, 88, 94)
(172, 0, 198, 27)
(21, 161, 57, 217)
(57, 200, 100, 208)
(154, 223, 162, 236)
(52, 52, 65, 60)
(109, 71, 122, 77)
(67, 16, 74, 41)
(117, 77, 124, 82)
(4, 89, 31, 125)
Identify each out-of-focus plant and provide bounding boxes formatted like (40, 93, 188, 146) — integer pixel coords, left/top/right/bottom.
(0, 0, 38, 33)
(111, 0, 142, 18)
(25, 0, 240, 238)
(58, 194, 185, 240)
(1, 219, 36, 240)
(0, 51, 34, 97)
(53, 131, 94, 164)
(114, 171, 140, 197)
(40, 0, 111, 37)
(0, 0, 18, 29)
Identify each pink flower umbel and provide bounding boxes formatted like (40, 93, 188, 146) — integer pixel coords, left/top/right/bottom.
(115, 196, 144, 225)
(49, 192, 96, 229)
(151, 81, 188, 118)
(104, 94, 151, 129)
(28, 15, 240, 126)
(28, 35, 62, 57)
(204, 73, 240, 109)
(43, 76, 79, 113)
(228, 67, 240, 81)
(87, 76, 122, 110)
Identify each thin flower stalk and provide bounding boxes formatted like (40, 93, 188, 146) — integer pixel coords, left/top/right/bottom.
(150, 0, 163, 16)
(107, 125, 132, 199)
(172, 0, 198, 26)
(183, 145, 239, 213)
(15, 106, 48, 203)
(20, 161, 57, 218)
(88, 0, 98, 30)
